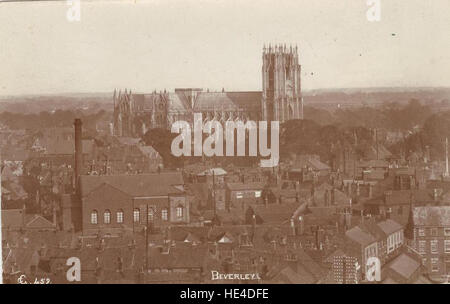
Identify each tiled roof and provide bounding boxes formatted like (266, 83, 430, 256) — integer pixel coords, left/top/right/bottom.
(269, 265, 315, 284)
(386, 253, 420, 280)
(227, 182, 265, 191)
(250, 202, 301, 224)
(345, 226, 377, 246)
(291, 158, 330, 171)
(80, 172, 184, 197)
(377, 219, 403, 235)
(25, 214, 55, 230)
(147, 244, 208, 269)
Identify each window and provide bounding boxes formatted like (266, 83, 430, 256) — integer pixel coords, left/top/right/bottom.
(422, 258, 427, 266)
(445, 228, 450, 236)
(133, 208, 140, 223)
(148, 208, 154, 221)
(445, 240, 450, 253)
(419, 240, 426, 254)
(117, 209, 124, 223)
(104, 210, 111, 224)
(431, 258, 439, 272)
(161, 209, 168, 221)
(236, 192, 243, 199)
(91, 210, 98, 225)
(431, 228, 438, 237)
(255, 191, 261, 198)
(431, 240, 438, 254)
(418, 228, 425, 237)
(176, 206, 183, 218)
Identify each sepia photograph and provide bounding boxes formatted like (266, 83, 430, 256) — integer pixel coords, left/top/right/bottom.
(0, 0, 450, 287)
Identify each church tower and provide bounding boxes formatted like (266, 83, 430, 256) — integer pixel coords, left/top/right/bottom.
(262, 44, 303, 122)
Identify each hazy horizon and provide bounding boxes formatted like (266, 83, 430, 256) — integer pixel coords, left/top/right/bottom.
(1, 0, 450, 96)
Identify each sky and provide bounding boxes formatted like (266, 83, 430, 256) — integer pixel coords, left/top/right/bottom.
(0, 0, 449, 96)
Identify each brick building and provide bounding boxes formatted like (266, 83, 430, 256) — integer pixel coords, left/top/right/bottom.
(411, 206, 450, 276)
(79, 172, 188, 235)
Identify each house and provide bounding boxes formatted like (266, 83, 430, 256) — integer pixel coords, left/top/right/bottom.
(79, 172, 187, 235)
(288, 154, 331, 180)
(246, 202, 303, 226)
(345, 226, 378, 276)
(226, 182, 265, 209)
(196, 167, 227, 211)
(364, 189, 446, 226)
(381, 252, 424, 284)
(146, 243, 208, 277)
(1, 209, 56, 233)
(359, 218, 404, 265)
(308, 182, 352, 218)
(410, 206, 450, 276)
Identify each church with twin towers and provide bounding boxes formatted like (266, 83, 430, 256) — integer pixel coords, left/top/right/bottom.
(113, 44, 303, 137)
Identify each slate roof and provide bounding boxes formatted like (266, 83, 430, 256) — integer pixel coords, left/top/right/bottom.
(250, 202, 301, 225)
(385, 253, 420, 280)
(147, 244, 208, 269)
(413, 206, 450, 227)
(25, 215, 55, 230)
(269, 265, 315, 284)
(227, 182, 265, 191)
(291, 158, 330, 171)
(80, 172, 184, 197)
(377, 219, 403, 235)
(345, 226, 377, 246)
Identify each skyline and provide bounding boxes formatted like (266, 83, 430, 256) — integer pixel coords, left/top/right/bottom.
(0, 0, 450, 96)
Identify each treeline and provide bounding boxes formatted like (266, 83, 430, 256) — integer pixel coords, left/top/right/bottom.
(389, 110, 450, 160)
(0, 109, 111, 131)
(280, 119, 376, 163)
(305, 99, 433, 131)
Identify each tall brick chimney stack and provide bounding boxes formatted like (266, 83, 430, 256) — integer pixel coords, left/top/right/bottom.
(74, 119, 83, 194)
